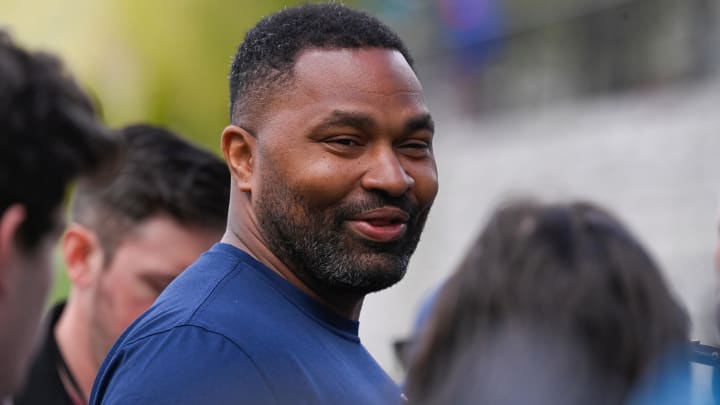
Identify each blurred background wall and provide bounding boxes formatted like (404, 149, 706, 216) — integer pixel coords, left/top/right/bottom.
(2, 0, 720, 392)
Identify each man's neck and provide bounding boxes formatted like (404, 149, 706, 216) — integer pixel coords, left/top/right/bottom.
(54, 298, 96, 402)
(270, 262, 366, 320)
(221, 228, 364, 320)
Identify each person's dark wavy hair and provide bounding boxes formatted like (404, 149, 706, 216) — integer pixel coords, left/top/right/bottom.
(0, 31, 118, 251)
(71, 124, 230, 263)
(228, 2, 413, 127)
(405, 200, 689, 404)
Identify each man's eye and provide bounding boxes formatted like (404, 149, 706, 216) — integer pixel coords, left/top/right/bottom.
(400, 140, 431, 151)
(402, 141, 429, 149)
(327, 138, 360, 147)
(399, 140, 432, 157)
(147, 280, 169, 294)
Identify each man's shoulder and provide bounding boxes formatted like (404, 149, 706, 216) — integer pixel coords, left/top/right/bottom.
(115, 244, 287, 350)
(93, 254, 403, 404)
(94, 317, 400, 405)
(91, 324, 276, 405)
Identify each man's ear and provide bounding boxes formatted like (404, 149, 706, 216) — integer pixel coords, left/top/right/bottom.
(0, 205, 27, 291)
(221, 125, 256, 192)
(0, 204, 25, 257)
(62, 223, 104, 289)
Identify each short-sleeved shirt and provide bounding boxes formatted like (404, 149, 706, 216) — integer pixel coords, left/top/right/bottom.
(90, 243, 402, 404)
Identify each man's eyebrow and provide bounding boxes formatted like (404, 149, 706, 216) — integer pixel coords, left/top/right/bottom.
(314, 110, 376, 132)
(405, 113, 434, 134)
(313, 110, 434, 135)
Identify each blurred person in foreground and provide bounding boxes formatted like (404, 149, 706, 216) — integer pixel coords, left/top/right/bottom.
(405, 200, 691, 405)
(13, 124, 230, 404)
(91, 3, 437, 404)
(0, 31, 117, 401)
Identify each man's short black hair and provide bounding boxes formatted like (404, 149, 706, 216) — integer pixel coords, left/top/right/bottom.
(0, 31, 118, 251)
(229, 2, 414, 126)
(72, 124, 230, 262)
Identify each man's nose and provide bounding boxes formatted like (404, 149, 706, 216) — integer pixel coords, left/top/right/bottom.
(360, 147, 414, 197)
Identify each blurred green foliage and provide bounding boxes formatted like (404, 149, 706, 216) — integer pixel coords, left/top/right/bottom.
(106, 0, 308, 152)
(50, 251, 70, 304)
(0, 0, 346, 152)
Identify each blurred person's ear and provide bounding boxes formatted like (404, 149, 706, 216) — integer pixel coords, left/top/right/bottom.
(222, 125, 256, 193)
(62, 223, 104, 289)
(0, 204, 26, 294)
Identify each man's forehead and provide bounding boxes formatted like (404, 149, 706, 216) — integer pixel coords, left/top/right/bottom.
(252, 47, 428, 135)
(292, 47, 420, 90)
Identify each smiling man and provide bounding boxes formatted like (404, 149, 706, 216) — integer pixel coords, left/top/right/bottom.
(91, 4, 438, 404)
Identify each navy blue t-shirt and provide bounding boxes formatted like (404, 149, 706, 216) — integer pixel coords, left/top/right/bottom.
(90, 243, 402, 404)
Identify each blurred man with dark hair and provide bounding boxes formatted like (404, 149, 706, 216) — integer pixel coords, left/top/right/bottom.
(0, 31, 117, 400)
(14, 124, 230, 405)
(405, 200, 690, 405)
(92, 3, 437, 404)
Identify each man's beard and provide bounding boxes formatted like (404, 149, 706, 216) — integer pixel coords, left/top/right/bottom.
(255, 175, 430, 296)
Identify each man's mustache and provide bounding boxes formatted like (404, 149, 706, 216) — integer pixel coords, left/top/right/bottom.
(335, 193, 418, 223)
